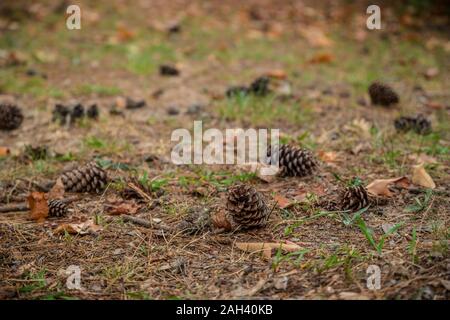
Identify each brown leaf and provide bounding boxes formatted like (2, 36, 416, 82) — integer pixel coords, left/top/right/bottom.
(318, 150, 339, 163)
(347, 118, 371, 139)
(27, 192, 49, 221)
(338, 292, 371, 300)
(105, 201, 139, 216)
(412, 163, 436, 189)
(47, 178, 65, 200)
(408, 153, 437, 165)
(266, 69, 287, 79)
(308, 53, 334, 64)
(425, 101, 444, 110)
(300, 26, 333, 48)
(211, 210, 232, 231)
(423, 67, 439, 79)
(274, 194, 294, 209)
(235, 242, 302, 259)
(0, 146, 10, 157)
(115, 25, 135, 42)
(54, 220, 102, 235)
(351, 142, 371, 155)
(366, 177, 410, 197)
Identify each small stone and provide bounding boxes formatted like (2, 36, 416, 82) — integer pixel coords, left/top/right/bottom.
(113, 248, 124, 255)
(160, 65, 179, 76)
(126, 98, 146, 110)
(186, 104, 203, 115)
(167, 106, 180, 115)
(273, 277, 288, 290)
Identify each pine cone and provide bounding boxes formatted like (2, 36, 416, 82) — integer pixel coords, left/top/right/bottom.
(368, 82, 399, 106)
(249, 76, 270, 96)
(0, 103, 24, 131)
(70, 103, 85, 124)
(60, 162, 108, 193)
(52, 103, 70, 125)
(226, 184, 269, 229)
(86, 104, 99, 119)
(341, 185, 369, 212)
(394, 114, 431, 135)
(226, 85, 249, 98)
(160, 64, 179, 76)
(268, 145, 318, 177)
(48, 199, 68, 217)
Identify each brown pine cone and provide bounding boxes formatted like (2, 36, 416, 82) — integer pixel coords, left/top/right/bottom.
(48, 199, 68, 217)
(341, 185, 370, 212)
(368, 82, 399, 106)
(226, 184, 269, 229)
(268, 145, 318, 177)
(60, 162, 108, 193)
(0, 103, 24, 131)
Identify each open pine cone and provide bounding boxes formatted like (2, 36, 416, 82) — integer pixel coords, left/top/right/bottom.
(341, 185, 370, 212)
(48, 199, 68, 217)
(0, 103, 24, 131)
(368, 82, 399, 106)
(267, 145, 318, 177)
(394, 114, 431, 135)
(226, 184, 269, 229)
(60, 162, 108, 193)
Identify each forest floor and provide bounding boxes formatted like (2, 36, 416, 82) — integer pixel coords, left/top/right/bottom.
(0, 0, 449, 300)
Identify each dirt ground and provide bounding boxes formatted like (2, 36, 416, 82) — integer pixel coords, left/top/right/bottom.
(0, 0, 449, 300)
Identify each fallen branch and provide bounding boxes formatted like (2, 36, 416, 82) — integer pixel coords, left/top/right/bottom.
(0, 196, 80, 213)
(122, 214, 171, 231)
(0, 203, 29, 213)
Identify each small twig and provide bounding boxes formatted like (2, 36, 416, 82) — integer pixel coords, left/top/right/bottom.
(122, 214, 171, 231)
(0, 203, 29, 213)
(127, 182, 153, 202)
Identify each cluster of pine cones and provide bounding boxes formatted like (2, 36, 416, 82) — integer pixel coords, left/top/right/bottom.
(226, 76, 271, 97)
(215, 144, 318, 230)
(212, 144, 378, 230)
(52, 102, 99, 125)
(394, 114, 431, 135)
(47, 162, 108, 217)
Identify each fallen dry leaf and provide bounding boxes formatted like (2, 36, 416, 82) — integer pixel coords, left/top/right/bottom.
(300, 26, 333, 48)
(266, 69, 287, 79)
(308, 53, 334, 64)
(366, 177, 410, 197)
(351, 142, 372, 155)
(274, 194, 294, 209)
(235, 242, 302, 259)
(412, 163, 436, 189)
(349, 118, 371, 139)
(105, 201, 139, 216)
(425, 101, 444, 110)
(27, 192, 49, 221)
(408, 153, 437, 165)
(318, 150, 339, 163)
(54, 219, 102, 235)
(47, 177, 65, 200)
(211, 210, 232, 231)
(115, 25, 135, 42)
(423, 67, 439, 79)
(0, 146, 10, 157)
